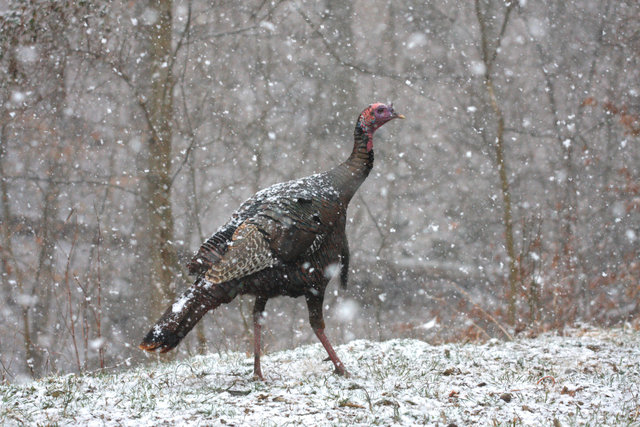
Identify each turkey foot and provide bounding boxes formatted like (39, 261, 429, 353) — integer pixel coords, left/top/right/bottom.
(314, 328, 350, 377)
(253, 364, 264, 381)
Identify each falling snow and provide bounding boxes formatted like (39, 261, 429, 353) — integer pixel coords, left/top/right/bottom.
(0, 0, 638, 393)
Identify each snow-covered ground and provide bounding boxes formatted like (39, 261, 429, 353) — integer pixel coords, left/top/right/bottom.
(2, 326, 639, 426)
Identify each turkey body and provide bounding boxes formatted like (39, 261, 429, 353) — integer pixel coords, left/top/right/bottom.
(140, 103, 404, 379)
(189, 172, 348, 299)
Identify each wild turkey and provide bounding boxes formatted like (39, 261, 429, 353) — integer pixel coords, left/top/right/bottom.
(139, 103, 405, 378)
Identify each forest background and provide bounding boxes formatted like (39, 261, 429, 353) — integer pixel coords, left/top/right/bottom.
(0, 0, 638, 381)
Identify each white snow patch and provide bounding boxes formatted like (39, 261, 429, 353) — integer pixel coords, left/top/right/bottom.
(418, 317, 438, 330)
(171, 294, 191, 313)
(527, 18, 547, 39)
(323, 263, 340, 279)
(407, 32, 427, 49)
(3, 327, 639, 426)
(16, 45, 38, 64)
(89, 337, 106, 350)
(469, 61, 486, 76)
(260, 21, 276, 32)
(335, 299, 359, 322)
(140, 7, 159, 25)
(15, 294, 38, 307)
(11, 91, 25, 104)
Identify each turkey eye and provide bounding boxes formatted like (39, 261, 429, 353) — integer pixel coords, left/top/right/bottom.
(377, 108, 384, 113)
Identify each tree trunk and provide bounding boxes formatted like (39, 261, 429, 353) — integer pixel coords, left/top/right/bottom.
(145, 0, 178, 320)
(475, 0, 518, 325)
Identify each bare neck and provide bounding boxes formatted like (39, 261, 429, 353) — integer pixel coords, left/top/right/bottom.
(329, 122, 374, 203)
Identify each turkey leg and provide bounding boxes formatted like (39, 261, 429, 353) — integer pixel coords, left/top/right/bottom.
(253, 297, 268, 380)
(306, 294, 349, 376)
(314, 328, 349, 376)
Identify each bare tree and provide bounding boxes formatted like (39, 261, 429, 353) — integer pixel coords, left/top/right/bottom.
(0, 0, 638, 381)
(474, 0, 518, 324)
(141, 0, 179, 320)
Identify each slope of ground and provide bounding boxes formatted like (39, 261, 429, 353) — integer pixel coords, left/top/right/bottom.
(1, 326, 639, 426)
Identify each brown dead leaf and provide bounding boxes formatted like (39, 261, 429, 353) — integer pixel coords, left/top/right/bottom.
(339, 401, 365, 409)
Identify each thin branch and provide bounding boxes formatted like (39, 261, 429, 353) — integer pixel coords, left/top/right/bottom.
(187, 24, 262, 43)
(64, 213, 82, 371)
(475, 0, 518, 325)
(95, 208, 104, 370)
(169, 0, 192, 74)
(357, 193, 389, 256)
(73, 48, 163, 147)
(297, 8, 439, 104)
(491, 1, 516, 67)
(450, 281, 514, 341)
(170, 81, 199, 186)
(476, 0, 516, 74)
(3, 175, 140, 197)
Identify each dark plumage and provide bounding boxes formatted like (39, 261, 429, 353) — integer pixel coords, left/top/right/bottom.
(139, 103, 404, 378)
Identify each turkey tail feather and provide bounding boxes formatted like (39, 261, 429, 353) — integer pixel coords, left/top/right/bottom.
(139, 278, 233, 353)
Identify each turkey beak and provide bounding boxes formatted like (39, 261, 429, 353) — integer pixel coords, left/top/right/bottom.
(394, 112, 406, 120)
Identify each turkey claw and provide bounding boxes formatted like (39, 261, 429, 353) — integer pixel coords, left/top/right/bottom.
(335, 366, 350, 377)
